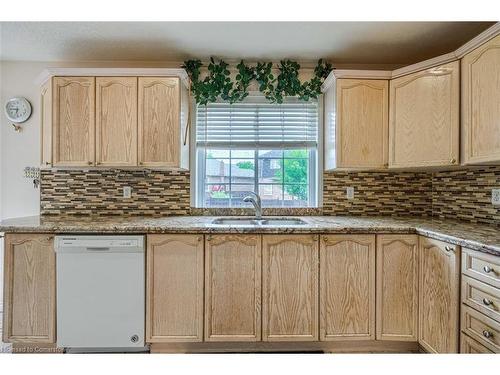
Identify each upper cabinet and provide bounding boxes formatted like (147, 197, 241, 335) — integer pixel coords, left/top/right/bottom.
(40, 70, 189, 169)
(324, 76, 389, 170)
(462, 34, 500, 165)
(96, 77, 138, 167)
(52, 77, 95, 167)
(138, 77, 185, 168)
(389, 61, 460, 168)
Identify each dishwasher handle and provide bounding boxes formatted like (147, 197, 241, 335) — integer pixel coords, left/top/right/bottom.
(86, 247, 111, 251)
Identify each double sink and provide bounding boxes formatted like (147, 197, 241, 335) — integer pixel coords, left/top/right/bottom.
(211, 217, 306, 226)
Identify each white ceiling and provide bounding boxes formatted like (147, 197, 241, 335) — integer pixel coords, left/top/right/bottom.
(0, 22, 494, 67)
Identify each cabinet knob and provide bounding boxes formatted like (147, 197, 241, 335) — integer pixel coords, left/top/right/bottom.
(483, 298, 493, 306)
(444, 246, 454, 252)
(483, 330, 493, 339)
(450, 158, 456, 164)
(44, 161, 51, 165)
(483, 265, 494, 274)
(96, 162, 101, 165)
(87, 161, 93, 165)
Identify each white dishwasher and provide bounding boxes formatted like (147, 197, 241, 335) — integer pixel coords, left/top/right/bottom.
(55, 235, 146, 352)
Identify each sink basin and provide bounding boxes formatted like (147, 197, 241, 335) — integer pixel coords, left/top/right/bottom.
(211, 217, 306, 226)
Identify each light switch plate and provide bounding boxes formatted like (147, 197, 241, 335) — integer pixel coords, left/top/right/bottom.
(346, 186, 355, 200)
(492, 189, 500, 205)
(123, 186, 132, 199)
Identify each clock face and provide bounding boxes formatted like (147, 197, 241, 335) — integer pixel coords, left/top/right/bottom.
(5, 97, 32, 123)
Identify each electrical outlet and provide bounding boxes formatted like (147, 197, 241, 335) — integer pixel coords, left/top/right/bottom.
(346, 186, 355, 200)
(492, 189, 500, 205)
(123, 186, 132, 199)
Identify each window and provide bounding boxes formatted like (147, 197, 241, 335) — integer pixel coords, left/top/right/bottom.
(195, 96, 320, 208)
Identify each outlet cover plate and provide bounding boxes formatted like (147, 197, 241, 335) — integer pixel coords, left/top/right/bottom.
(123, 186, 132, 199)
(346, 187, 355, 200)
(492, 189, 500, 205)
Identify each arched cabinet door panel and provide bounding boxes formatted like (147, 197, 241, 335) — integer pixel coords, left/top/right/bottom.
(3, 234, 56, 343)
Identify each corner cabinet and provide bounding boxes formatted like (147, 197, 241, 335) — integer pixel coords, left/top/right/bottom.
(2, 234, 56, 343)
(462, 34, 500, 165)
(205, 235, 262, 342)
(52, 77, 96, 167)
(262, 235, 319, 341)
(319, 235, 375, 341)
(389, 61, 460, 168)
(324, 77, 389, 170)
(418, 237, 460, 353)
(40, 71, 189, 169)
(146, 234, 204, 343)
(376, 235, 418, 342)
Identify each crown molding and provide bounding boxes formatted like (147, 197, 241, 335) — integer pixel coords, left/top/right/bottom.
(390, 51, 458, 79)
(34, 67, 190, 88)
(321, 69, 392, 91)
(455, 22, 500, 58)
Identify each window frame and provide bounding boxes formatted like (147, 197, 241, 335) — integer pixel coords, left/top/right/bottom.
(190, 94, 323, 209)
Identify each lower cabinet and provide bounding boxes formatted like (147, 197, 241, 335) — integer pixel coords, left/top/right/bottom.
(205, 234, 262, 341)
(376, 235, 418, 341)
(262, 235, 319, 341)
(3, 234, 56, 343)
(418, 237, 460, 353)
(320, 234, 376, 341)
(460, 333, 494, 353)
(146, 234, 204, 342)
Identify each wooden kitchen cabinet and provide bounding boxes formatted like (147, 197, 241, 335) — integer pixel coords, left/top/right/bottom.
(320, 234, 375, 341)
(146, 234, 204, 343)
(138, 77, 182, 168)
(389, 61, 460, 168)
(52, 77, 95, 166)
(462, 34, 500, 164)
(205, 235, 262, 341)
(96, 77, 138, 166)
(40, 79, 53, 167)
(262, 235, 319, 341)
(419, 237, 460, 353)
(376, 235, 418, 341)
(2, 234, 56, 343)
(324, 77, 389, 170)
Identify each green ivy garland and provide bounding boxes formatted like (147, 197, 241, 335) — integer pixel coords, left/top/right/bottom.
(182, 58, 332, 105)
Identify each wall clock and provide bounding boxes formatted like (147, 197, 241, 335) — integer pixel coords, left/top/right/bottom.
(5, 97, 32, 123)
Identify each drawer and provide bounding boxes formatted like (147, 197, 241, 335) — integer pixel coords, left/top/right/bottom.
(462, 275, 500, 323)
(460, 333, 494, 353)
(461, 305, 500, 353)
(462, 248, 500, 289)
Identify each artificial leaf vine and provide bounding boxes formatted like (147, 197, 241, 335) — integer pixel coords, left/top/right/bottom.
(182, 58, 332, 105)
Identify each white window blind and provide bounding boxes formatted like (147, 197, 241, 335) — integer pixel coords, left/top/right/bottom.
(196, 96, 319, 149)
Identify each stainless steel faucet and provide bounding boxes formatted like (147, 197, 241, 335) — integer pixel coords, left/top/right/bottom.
(243, 192, 262, 219)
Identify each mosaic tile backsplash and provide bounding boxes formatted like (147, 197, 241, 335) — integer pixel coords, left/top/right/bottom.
(40, 169, 190, 216)
(40, 166, 499, 225)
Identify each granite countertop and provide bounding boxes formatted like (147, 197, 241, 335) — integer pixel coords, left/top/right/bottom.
(0, 215, 498, 256)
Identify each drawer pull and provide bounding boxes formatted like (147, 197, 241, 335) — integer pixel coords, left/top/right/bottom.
(483, 330, 494, 339)
(445, 246, 454, 252)
(482, 298, 493, 306)
(483, 266, 494, 274)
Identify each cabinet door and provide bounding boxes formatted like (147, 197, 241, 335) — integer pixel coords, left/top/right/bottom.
(96, 77, 138, 166)
(205, 235, 261, 341)
(146, 234, 204, 343)
(3, 234, 55, 343)
(419, 237, 460, 353)
(389, 61, 459, 168)
(376, 235, 418, 341)
(462, 34, 500, 164)
(138, 77, 180, 167)
(336, 79, 389, 169)
(320, 234, 375, 341)
(461, 333, 494, 354)
(52, 77, 95, 166)
(263, 235, 319, 342)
